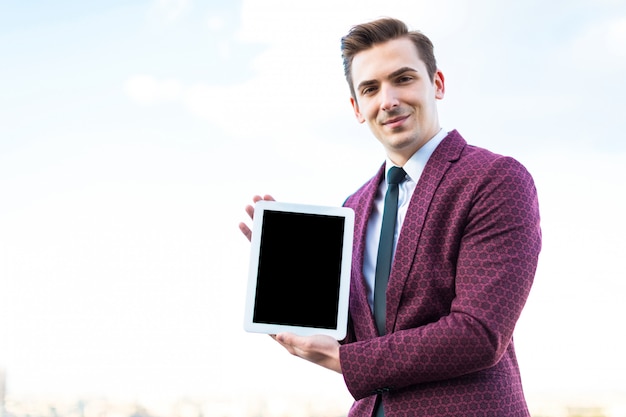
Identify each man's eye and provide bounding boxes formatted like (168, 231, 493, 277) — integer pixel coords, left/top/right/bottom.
(362, 87, 377, 95)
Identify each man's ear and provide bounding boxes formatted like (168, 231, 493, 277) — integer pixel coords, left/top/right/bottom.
(434, 70, 445, 100)
(350, 96, 366, 124)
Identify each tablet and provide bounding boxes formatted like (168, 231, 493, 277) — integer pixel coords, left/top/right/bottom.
(244, 200, 354, 340)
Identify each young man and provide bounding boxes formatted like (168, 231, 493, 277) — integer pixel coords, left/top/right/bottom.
(240, 17, 541, 417)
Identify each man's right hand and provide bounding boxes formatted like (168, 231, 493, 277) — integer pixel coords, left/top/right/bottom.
(238, 194, 275, 242)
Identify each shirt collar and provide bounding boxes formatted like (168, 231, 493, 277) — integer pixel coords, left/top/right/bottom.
(385, 128, 449, 183)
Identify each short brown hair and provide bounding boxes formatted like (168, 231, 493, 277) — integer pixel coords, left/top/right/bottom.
(341, 17, 438, 98)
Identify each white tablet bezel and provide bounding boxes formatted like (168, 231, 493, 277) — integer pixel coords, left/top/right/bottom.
(244, 200, 354, 340)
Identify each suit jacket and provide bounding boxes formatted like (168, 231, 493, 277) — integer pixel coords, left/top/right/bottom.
(339, 130, 542, 417)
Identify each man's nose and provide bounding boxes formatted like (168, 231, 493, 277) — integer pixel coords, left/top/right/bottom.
(380, 85, 400, 111)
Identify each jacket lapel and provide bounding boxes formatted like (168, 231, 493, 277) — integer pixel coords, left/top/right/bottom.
(348, 164, 385, 339)
(386, 130, 466, 332)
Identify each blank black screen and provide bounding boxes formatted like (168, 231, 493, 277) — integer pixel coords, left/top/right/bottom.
(253, 210, 346, 329)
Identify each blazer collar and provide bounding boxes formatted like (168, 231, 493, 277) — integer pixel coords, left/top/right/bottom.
(385, 130, 466, 333)
(348, 164, 385, 338)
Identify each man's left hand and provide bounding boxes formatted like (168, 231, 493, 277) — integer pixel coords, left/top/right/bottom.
(272, 333, 342, 374)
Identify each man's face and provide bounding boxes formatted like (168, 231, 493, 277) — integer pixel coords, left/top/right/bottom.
(350, 37, 445, 166)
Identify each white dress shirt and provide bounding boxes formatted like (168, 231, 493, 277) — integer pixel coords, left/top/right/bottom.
(363, 129, 449, 311)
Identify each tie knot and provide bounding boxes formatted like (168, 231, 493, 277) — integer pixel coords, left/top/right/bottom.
(387, 166, 406, 185)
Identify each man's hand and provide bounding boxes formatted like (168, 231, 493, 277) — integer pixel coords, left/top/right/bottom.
(272, 333, 342, 374)
(238, 194, 275, 241)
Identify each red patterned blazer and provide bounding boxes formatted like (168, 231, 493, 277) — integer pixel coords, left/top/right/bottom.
(339, 130, 542, 417)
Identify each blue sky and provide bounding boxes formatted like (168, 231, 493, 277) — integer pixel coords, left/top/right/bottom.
(1, 0, 626, 412)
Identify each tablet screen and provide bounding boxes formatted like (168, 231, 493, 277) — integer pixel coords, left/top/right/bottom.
(244, 201, 353, 339)
(254, 210, 344, 328)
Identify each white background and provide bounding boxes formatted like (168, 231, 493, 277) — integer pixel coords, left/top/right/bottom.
(1, 0, 625, 413)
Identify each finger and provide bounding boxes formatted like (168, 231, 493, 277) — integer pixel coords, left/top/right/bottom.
(276, 332, 301, 348)
(274, 333, 298, 356)
(246, 195, 272, 219)
(245, 204, 255, 219)
(240, 195, 276, 242)
(238, 222, 252, 241)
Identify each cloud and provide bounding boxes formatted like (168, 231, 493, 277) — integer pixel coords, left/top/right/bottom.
(126, 0, 475, 142)
(606, 17, 626, 59)
(124, 75, 183, 105)
(236, 0, 467, 44)
(571, 15, 626, 72)
(207, 15, 226, 32)
(123, 75, 244, 133)
(153, 0, 190, 21)
(124, 46, 351, 140)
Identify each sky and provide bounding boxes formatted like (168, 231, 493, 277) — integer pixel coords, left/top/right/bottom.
(1, 0, 626, 413)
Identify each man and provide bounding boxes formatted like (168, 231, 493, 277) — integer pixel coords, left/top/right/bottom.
(240, 17, 541, 417)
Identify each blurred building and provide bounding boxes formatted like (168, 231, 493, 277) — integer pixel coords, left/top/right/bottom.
(1, 368, 6, 417)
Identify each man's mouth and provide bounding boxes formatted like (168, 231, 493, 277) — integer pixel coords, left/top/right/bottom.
(382, 115, 409, 128)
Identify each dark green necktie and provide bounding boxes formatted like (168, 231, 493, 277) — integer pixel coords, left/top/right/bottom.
(373, 166, 407, 336)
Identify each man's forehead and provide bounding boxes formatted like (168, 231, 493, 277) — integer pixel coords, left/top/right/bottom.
(351, 38, 425, 83)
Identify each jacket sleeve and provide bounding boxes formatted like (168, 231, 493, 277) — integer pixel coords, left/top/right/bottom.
(339, 155, 542, 400)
